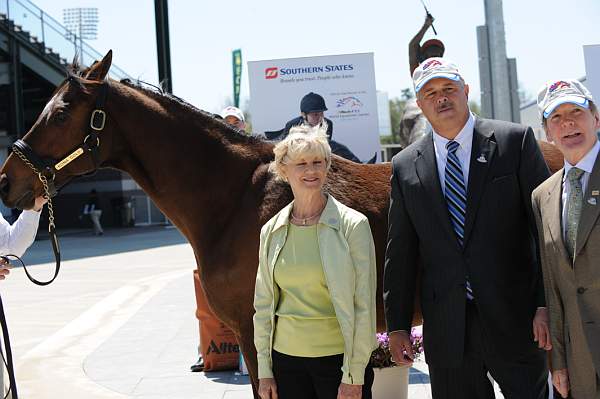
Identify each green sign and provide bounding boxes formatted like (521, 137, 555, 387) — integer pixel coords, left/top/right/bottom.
(232, 49, 242, 108)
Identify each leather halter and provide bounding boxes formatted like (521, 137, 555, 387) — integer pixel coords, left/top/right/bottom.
(12, 83, 108, 197)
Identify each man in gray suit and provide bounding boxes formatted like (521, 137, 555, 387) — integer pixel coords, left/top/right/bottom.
(384, 58, 551, 398)
(532, 79, 600, 399)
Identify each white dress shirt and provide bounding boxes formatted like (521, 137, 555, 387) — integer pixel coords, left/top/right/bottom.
(562, 139, 600, 239)
(432, 112, 475, 194)
(0, 210, 41, 257)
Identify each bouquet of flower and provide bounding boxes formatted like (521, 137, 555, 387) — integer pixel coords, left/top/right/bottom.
(370, 327, 424, 368)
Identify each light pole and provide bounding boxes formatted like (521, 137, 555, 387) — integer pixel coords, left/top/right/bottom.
(154, 0, 172, 93)
(63, 7, 99, 65)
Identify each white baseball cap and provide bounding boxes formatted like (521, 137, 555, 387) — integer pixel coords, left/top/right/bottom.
(220, 106, 245, 122)
(412, 57, 463, 93)
(537, 79, 593, 118)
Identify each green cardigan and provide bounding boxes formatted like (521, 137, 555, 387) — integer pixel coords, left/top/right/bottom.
(253, 194, 377, 385)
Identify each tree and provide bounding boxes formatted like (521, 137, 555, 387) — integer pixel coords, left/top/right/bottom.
(518, 81, 534, 105)
(388, 93, 411, 144)
(401, 88, 414, 101)
(469, 100, 481, 116)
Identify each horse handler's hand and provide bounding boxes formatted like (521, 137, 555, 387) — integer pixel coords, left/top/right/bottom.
(337, 382, 362, 399)
(533, 307, 552, 350)
(33, 196, 48, 212)
(258, 377, 278, 399)
(552, 369, 569, 398)
(389, 330, 414, 366)
(0, 258, 11, 280)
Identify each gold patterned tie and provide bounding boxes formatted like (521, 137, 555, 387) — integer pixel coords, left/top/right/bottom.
(566, 167, 585, 259)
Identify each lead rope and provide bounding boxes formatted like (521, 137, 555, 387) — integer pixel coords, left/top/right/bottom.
(0, 148, 62, 399)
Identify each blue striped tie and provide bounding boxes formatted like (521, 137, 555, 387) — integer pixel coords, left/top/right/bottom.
(445, 141, 474, 300)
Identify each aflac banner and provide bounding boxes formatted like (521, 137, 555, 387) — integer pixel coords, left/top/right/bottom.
(248, 53, 380, 162)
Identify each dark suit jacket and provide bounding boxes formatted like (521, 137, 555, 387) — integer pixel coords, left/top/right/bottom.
(383, 117, 550, 367)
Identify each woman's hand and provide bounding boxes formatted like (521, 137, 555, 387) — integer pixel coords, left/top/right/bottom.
(337, 382, 362, 399)
(258, 378, 278, 399)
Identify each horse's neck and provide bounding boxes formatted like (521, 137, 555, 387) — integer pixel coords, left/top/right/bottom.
(103, 84, 266, 250)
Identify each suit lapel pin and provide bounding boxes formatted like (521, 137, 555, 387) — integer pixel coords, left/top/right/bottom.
(476, 154, 487, 163)
(592, 190, 599, 196)
(588, 197, 597, 206)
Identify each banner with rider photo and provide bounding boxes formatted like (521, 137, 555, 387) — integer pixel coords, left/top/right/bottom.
(248, 53, 381, 163)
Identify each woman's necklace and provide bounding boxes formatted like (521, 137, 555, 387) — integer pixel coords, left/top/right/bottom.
(290, 200, 326, 226)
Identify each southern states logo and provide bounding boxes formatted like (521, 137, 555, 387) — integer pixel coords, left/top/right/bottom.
(264, 67, 278, 79)
(549, 80, 570, 93)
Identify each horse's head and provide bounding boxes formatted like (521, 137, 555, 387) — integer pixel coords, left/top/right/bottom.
(0, 51, 113, 210)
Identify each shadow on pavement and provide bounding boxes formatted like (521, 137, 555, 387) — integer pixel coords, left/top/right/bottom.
(204, 371, 251, 385)
(21, 226, 188, 266)
(409, 367, 431, 384)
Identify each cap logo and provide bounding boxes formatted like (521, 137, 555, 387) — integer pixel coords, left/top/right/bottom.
(549, 81, 570, 93)
(422, 59, 442, 71)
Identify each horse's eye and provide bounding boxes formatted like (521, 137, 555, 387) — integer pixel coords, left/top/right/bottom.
(55, 112, 68, 124)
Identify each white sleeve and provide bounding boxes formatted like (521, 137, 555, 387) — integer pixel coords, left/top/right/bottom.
(0, 210, 41, 257)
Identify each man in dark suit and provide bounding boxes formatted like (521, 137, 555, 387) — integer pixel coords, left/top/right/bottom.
(384, 58, 551, 398)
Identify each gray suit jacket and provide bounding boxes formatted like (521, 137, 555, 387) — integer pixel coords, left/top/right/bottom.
(384, 117, 550, 367)
(532, 153, 600, 398)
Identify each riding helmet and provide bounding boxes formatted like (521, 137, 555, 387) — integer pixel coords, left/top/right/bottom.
(300, 92, 328, 113)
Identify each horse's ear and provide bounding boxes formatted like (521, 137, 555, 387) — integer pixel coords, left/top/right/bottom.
(85, 50, 113, 82)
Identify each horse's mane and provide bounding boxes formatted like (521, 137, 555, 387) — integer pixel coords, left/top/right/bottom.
(67, 59, 267, 148)
(122, 79, 268, 145)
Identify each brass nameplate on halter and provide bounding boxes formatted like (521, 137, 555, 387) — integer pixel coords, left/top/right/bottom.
(55, 148, 84, 170)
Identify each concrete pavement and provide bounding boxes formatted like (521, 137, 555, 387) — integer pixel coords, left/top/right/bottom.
(0, 226, 451, 398)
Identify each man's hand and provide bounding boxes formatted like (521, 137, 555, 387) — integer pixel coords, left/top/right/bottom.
(389, 330, 414, 366)
(258, 378, 278, 399)
(532, 307, 552, 350)
(337, 383, 361, 399)
(33, 196, 48, 212)
(552, 369, 569, 398)
(0, 258, 10, 280)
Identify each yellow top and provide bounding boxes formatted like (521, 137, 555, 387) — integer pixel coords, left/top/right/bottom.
(272, 224, 344, 357)
(254, 195, 377, 385)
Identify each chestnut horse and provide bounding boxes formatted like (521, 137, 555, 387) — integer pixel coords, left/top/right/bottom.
(0, 51, 562, 396)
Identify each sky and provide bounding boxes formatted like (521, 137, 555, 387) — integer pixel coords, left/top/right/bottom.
(23, 0, 600, 114)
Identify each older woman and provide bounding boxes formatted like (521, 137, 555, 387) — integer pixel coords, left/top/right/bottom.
(254, 125, 377, 399)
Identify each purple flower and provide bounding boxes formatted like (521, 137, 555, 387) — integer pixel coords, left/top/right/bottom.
(371, 328, 425, 368)
(376, 332, 389, 346)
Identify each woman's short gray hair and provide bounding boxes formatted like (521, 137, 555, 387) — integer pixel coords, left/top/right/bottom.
(270, 124, 332, 182)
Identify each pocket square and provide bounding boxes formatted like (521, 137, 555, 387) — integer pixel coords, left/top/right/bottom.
(476, 154, 487, 163)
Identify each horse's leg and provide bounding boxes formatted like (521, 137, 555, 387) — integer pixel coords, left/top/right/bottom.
(236, 323, 259, 399)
